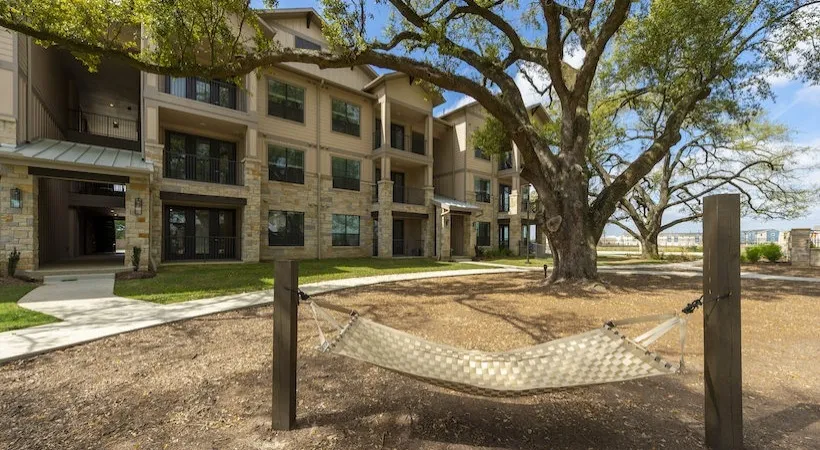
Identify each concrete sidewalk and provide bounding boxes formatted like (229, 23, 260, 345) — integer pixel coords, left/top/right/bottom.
(0, 267, 522, 364)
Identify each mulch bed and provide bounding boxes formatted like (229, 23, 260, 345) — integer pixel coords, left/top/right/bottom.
(0, 273, 817, 449)
(115, 270, 157, 280)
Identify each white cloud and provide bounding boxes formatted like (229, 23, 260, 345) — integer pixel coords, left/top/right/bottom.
(563, 47, 585, 70)
(514, 65, 551, 106)
(794, 85, 820, 107)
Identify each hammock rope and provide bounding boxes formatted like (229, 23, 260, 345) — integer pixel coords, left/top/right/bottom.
(300, 292, 701, 398)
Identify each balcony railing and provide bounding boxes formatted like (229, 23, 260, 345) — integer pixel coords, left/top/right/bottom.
(475, 191, 491, 203)
(498, 153, 514, 170)
(159, 76, 247, 112)
(393, 239, 425, 256)
(393, 186, 426, 205)
(499, 196, 510, 212)
(165, 153, 242, 185)
(383, 134, 426, 155)
(332, 176, 360, 191)
(68, 109, 139, 141)
(165, 236, 239, 261)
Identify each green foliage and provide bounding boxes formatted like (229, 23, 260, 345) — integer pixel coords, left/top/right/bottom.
(131, 247, 142, 272)
(471, 116, 511, 158)
(744, 246, 762, 263)
(7, 248, 20, 277)
(758, 243, 783, 263)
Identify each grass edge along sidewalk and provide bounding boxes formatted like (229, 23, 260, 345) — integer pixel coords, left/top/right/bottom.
(114, 258, 484, 305)
(0, 281, 59, 332)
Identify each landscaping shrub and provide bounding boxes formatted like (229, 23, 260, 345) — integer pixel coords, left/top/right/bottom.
(131, 246, 142, 272)
(744, 245, 762, 263)
(759, 243, 783, 263)
(740, 252, 749, 264)
(7, 247, 20, 277)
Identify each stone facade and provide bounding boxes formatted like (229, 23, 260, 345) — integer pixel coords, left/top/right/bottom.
(376, 180, 394, 258)
(242, 156, 262, 263)
(789, 228, 812, 267)
(0, 163, 37, 273)
(260, 172, 321, 261)
(125, 176, 151, 271)
(0, 118, 16, 146)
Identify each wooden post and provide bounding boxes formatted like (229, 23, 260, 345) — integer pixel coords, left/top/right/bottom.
(272, 260, 298, 431)
(702, 194, 742, 449)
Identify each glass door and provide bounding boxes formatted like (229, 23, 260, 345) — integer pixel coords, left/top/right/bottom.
(392, 219, 404, 255)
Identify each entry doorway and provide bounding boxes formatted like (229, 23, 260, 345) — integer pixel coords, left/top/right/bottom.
(392, 219, 405, 255)
(451, 215, 465, 256)
(164, 206, 239, 261)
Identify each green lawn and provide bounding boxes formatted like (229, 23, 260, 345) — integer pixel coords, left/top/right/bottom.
(114, 258, 483, 304)
(0, 282, 59, 332)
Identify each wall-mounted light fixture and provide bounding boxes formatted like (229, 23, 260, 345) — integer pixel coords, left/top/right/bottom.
(134, 197, 143, 216)
(10, 188, 22, 209)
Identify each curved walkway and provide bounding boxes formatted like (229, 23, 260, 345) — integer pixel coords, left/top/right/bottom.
(0, 268, 521, 364)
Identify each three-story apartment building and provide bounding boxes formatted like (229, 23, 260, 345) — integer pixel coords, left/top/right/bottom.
(0, 8, 544, 274)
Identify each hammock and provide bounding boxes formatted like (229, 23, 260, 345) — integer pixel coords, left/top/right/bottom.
(307, 300, 687, 398)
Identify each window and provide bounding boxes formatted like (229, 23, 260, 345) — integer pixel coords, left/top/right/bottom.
(268, 211, 304, 246)
(164, 131, 238, 185)
(475, 147, 490, 160)
(390, 123, 405, 149)
(475, 178, 491, 203)
(295, 36, 321, 50)
(374, 118, 382, 149)
(498, 151, 513, 170)
(332, 99, 361, 136)
(411, 131, 425, 155)
(268, 145, 304, 184)
(476, 222, 491, 246)
(499, 184, 511, 212)
(268, 79, 305, 123)
(332, 214, 360, 246)
(331, 157, 360, 191)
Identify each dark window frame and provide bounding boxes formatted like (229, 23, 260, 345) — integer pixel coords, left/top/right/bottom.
(474, 147, 490, 160)
(390, 123, 405, 150)
(267, 78, 305, 123)
(164, 131, 238, 185)
(268, 210, 305, 246)
(332, 214, 361, 246)
(331, 98, 361, 137)
(267, 144, 305, 184)
(476, 221, 491, 247)
(331, 156, 361, 191)
(474, 177, 491, 203)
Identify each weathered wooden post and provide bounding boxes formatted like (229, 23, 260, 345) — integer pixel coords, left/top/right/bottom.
(702, 194, 742, 449)
(272, 260, 298, 431)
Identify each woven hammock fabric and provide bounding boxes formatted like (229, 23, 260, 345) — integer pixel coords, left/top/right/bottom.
(319, 312, 679, 398)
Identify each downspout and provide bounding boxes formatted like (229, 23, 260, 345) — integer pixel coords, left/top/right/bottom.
(315, 79, 324, 259)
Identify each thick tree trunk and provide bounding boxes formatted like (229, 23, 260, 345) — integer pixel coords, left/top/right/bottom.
(640, 234, 661, 260)
(548, 223, 599, 283)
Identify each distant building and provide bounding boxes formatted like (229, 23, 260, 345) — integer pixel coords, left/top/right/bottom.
(657, 232, 702, 247)
(740, 229, 779, 245)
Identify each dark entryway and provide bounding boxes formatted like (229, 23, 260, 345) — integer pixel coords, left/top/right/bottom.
(393, 219, 405, 255)
(164, 206, 239, 261)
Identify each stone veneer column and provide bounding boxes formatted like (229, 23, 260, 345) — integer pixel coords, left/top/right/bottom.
(789, 228, 812, 267)
(465, 214, 476, 257)
(423, 187, 435, 257)
(436, 206, 451, 260)
(509, 188, 521, 255)
(144, 142, 164, 267)
(0, 164, 38, 272)
(242, 128, 261, 263)
(377, 179, 394, 258)
(125, 176, 150, 271)
(0, 118, 16, 146)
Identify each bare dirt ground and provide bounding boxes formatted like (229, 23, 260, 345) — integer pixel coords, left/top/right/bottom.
(0, 273, 817, 450)
(740, 263, 820, 278)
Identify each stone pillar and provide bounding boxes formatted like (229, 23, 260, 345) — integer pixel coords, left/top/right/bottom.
(789, 228, 812, 267)
(125, 176, 150, 271)
(465, 214, 476, 257)
(247, 73, 257, 114)
(423, 187, 435, 257)
(0, 164, 38, 272)
(377, 179, 394, 258)
(144, 142, 164, 267)
(0, 117, 16, 146)
(242, 128, 261, 262)
(425, 114, 433, 157)
(436, 206, 451, 260)
(510, 215, 522, 256)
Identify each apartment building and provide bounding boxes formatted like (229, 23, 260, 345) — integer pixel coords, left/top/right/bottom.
(0, 8, 538, 274)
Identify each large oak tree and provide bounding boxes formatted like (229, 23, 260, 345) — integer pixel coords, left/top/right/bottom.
(1, 0, 818, 281)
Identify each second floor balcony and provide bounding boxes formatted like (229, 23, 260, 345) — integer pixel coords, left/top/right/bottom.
(164, 153, 243, 186)
(159, 76, 247, 112)
(373, 185, 426, 205)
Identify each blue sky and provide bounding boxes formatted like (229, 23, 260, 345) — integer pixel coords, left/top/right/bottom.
(266, 1, 820, 234)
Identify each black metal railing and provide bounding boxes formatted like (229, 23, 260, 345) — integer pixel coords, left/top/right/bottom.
(499, 240, 510, 250)
(165, 153, 242, 185)
(393, 186, 426, 205)
(499, 196, 510, 212)
(268, 165, 304, 184)
(165, 236, 239, 261)
(393, 239, 425, 256)
(373, 131, 382, 150)
(372, 186, 379, 203)
(68, 109, 139, 141)
(159, 75, 247, 112)
(388, 134, 426, 155)
(475, 191, 491, 203)
(498, 152, 514, 170)
(411, 133, 425, 155)
(332, 233, 360, 246)
(332, 176, 360, 191)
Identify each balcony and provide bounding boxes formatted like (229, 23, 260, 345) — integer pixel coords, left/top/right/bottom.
(165, 153, 243, 186)
(66, 109, 140, 151)
(475, 191, 491, 203)
(376, 132, 426, 155)
(158, 76, 247, 112)
(498, 152, 514, 170)
(165, 236, 239, 261)
(393, 186, 426, 205)
(499, 196, 510, 213)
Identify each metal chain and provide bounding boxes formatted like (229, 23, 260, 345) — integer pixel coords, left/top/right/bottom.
(681, 292, 732, 314)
